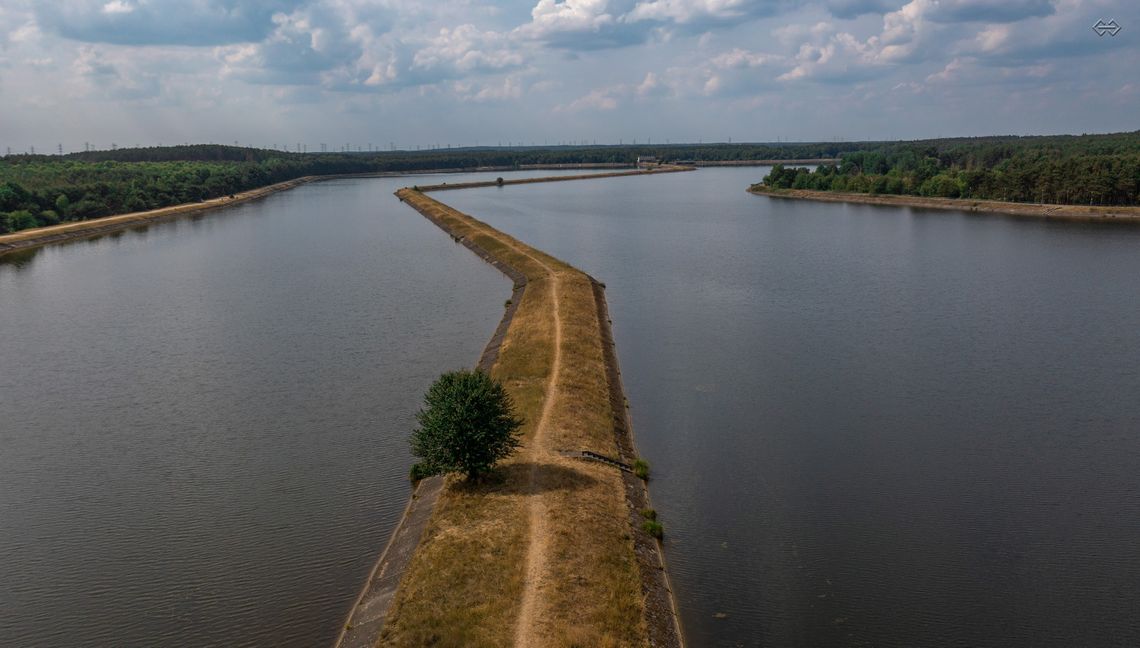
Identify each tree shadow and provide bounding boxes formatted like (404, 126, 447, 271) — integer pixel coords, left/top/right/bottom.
(457, 461, 599, 497)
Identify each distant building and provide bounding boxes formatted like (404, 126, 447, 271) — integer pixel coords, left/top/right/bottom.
(637, 155, 659, 167)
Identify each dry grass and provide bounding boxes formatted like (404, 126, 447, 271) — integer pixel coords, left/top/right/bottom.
(379, 190, 647, 647)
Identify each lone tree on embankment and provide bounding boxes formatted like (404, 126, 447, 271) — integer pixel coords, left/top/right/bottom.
(410, 369, 523, 482)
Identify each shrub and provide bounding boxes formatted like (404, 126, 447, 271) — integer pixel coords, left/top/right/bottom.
(640, 508, 657, 521)
(642, 520, 664, 539)
(632, 458, 650, 480)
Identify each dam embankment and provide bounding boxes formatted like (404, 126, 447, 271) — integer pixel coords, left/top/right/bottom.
(345, 184, 683, 647)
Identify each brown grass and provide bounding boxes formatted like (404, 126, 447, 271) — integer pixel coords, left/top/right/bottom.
(379, 189, 647, 647)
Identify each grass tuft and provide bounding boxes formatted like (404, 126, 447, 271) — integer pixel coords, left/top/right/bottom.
(642, 520, 664, 539)
(632, 458, 650, 481)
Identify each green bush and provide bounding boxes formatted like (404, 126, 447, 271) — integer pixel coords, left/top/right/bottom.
(409, 462, 435, 483)
(632, 458, 650, 480)
(642, 520, 664, 539)
(640, 508, 657, 521)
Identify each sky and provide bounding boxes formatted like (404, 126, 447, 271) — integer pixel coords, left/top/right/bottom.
(0, 0, 1136, 152)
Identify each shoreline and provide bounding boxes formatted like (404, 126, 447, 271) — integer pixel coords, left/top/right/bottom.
(361, 179, 684, 646)
(0, 176, 320, 257)
(749, 186, 1140, 223)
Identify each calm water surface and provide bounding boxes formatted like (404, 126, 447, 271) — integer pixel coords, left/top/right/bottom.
(443, 168, 1140, 647)
(0, 171, 588, 647)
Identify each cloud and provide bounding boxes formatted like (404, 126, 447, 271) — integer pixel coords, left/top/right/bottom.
(73, 45, 161, 99)
(626, 0, 793, 27)
(822, 0, 902, 19)
(636, 71, 668, 96)
(776, 0, 939, 82)
(557, 85, 622, 111)
(37, 0, 306, 46)
(925, 0, 1056, 24)
(453, 75, 524, 102)
(515, 0, 798, 51)
(515, 0, 650, 50)
(412, 25, 523, 78)
(216, 1, 399, 88)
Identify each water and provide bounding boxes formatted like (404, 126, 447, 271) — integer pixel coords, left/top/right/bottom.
(0, 170, 589, 647)
(441, 168, 1140, 647)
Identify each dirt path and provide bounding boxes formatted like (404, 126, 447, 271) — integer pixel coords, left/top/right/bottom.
(383, 186, 684, 647)
(513, 263, 562, 646)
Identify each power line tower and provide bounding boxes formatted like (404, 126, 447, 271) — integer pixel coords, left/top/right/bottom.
(58, 143, 63, 155)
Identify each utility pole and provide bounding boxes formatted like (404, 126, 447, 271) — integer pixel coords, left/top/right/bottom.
(57, 143, 63, 155)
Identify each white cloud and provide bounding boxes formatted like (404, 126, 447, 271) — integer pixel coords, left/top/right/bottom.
(454, 75, 524, 102)
(101, 1, 135, 15)
(777, 0, 932, 81)
(557, 86, 621, 111)
(413, 25, 522, 76)
(637, 71, 667, 96)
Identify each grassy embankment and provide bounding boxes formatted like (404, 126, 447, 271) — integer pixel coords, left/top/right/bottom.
(379, 188, 670, 647)
(749, 185, 1140, 222)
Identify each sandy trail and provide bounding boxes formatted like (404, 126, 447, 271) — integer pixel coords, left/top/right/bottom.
(512, 258, 563, 647)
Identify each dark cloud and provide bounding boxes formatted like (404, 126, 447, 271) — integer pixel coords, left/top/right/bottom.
(823, 0, 902, 19)
(37, 0, 307, 46)
(927, 0, 1056, 24)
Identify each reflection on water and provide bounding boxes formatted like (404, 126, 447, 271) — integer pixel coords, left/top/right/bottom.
(0, 246, 42, 268)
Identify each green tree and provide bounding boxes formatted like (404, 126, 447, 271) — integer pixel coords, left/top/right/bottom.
(8, 210, 38, 231)
(410, 369, 523, 481)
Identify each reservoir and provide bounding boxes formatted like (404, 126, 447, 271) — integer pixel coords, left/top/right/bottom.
(0, 171, 582, 647)
(441, 167, 1140, 647)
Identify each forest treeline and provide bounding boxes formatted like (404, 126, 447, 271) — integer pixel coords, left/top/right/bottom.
(5, 133, 1139, 233)
(758, 131, 1140, 206)
(0, 142, 858, 232)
